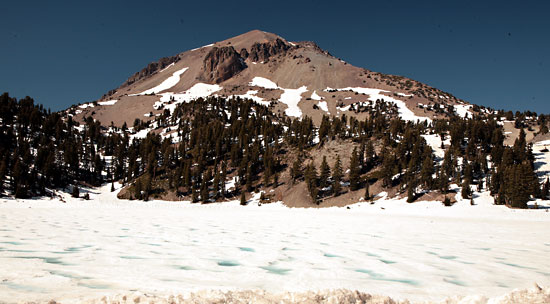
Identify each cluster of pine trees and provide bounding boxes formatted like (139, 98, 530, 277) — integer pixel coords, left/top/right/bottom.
(0, 93, 105, 198)
(1, 92, 547, 209)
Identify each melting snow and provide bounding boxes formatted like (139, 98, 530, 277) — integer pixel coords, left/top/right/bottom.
(159, 63, 175, 73)
(533, 140, 550, 182)
(310, 91, 322, 101)
(248, 77, 308, 118)
(78, 103, 94, 109)
(139, 67, 189, 95)
(327, 87, 432, 123)
(97, 100, 118, 106)
(231, 90, 271, 107)
(155, 83, 222, 113)
(249, 77, 278, 89)
(454, 104, 473, 118)
(422, 134, 450, 161)
(280, 86, 308, 117)
(318, 101, 329, 113)
(190, 43, 214, 52)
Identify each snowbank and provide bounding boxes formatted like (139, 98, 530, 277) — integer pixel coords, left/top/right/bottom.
(139, 67, 189, 95)
(454, 104, 473, 118)
(280, 86, 308, 117)
(97, 100, 118, 106)
(248, 77, 308, 118)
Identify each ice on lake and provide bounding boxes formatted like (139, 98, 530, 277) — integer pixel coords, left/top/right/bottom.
(0, 188, 549, 303)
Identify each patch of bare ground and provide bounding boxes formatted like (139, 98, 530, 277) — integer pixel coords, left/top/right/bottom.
(502, 121, 539, 146)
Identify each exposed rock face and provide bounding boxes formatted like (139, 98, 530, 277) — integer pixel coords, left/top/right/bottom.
(248, 38, 291, 62)
(201, 46, 246, 83)
(240, 48, 249, 59)
(122, 55, 180, 88)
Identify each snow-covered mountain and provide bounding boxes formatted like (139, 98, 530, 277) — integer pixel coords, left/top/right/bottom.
(71, 30, 474, 127)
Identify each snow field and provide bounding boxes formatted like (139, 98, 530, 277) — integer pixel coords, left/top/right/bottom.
(0, 183, 549, 303)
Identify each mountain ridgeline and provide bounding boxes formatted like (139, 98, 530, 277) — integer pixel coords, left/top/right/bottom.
(2, 30, 550, 208)
(1, 90, 549, 209)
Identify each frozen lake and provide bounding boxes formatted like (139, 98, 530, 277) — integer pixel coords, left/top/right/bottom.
(0, 188, 549, 303)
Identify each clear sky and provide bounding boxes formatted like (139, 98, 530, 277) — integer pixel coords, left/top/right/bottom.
(1, 0, 549, 113)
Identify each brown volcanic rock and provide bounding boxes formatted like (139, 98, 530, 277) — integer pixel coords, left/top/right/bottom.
(248, 38, 292, 62)
(201, 46, 245, 83)
(122, 55, 180, 88)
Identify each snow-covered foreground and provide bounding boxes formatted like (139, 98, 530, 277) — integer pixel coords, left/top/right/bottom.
(0, 185, 549, 303)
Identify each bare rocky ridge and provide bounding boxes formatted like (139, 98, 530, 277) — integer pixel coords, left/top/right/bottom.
(122, 55, 181, 89)
(248, 38, 292, 62)
(200, 46, 246, 83)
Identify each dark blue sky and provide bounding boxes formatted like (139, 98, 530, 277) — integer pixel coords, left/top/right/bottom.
(1, 0, 549, 113)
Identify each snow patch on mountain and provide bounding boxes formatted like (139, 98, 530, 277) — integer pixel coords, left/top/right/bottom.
(98, 100, 118, 106)
(139, 67, 189, 95)
(310, 91, 322, 100)
(248, 77, 308, 117)
(78, 103, 94, 109)
(190, 43, 214, 52)
(422, 134, 451, 162)
(159, 63, 175, 73)
(318, 101, 329, 113)
(231, 90, 271, 107)
(155, 83, 222, 113)
(533, 140, 550, 182)
(454, 104, 473, 118)
(327, 87, 432, 123)
(249, 77, 278, 89)
(280, 86, 308, 117)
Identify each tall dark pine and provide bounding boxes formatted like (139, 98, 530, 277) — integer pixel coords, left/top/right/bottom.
(349, 147, 360, 191)
(332, 155, 343, 195)
(319, 156, 331, 189)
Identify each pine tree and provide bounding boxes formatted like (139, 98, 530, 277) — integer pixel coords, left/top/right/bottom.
(191, 180, 199, 203)
(365, 140, 376, 171)
(240, 191, 247, 205)
(407, 185, 415, 203)
(420, 154, 434, 190)
(72, 185, 80, 198)
(364, 182, 370, 201)
(381, 148, 395, 187)
(304, 162, 318, 195)
(213, 171, 221, 199)
(332, 155, 343, 195)
(246, 165, 253, 192)
(201, 177, 209, 203)
(349, 147, 360, 191)
(319, 156, 330, 189)
(462, 179, 472, 199)
(290, 157, 302, 184)
(542, 178, 550, 199)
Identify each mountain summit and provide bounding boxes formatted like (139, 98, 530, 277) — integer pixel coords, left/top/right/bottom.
(73, 30, 471, 127)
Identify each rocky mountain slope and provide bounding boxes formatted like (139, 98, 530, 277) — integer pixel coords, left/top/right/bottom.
(71, 30, 474, 128)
